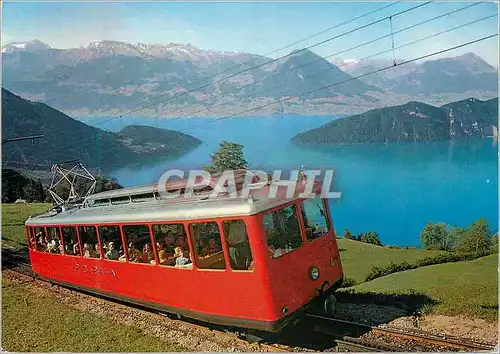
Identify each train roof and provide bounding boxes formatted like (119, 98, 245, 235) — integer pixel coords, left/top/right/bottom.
(26, 175, 320, 226)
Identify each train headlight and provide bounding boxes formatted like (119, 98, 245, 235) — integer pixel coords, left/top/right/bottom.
(309, 266, 320, 280)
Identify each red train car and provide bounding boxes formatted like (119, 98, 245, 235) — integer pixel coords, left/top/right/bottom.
(25, 172, 344, 332)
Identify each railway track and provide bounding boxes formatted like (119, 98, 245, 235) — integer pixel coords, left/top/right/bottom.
(3, 247, 497, 352)
(306, 313, 496, 352)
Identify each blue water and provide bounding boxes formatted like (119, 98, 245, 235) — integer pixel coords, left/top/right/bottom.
(78, 115, 498, 247)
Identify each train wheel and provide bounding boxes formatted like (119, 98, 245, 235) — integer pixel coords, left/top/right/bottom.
(323, 294, 337, 317)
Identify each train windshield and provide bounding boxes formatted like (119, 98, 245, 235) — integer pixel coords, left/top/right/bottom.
(263, 204, 302, 258)
(300, 198, 330, 241)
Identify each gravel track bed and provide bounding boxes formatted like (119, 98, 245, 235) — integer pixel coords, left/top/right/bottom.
(2, 270, 269, 352)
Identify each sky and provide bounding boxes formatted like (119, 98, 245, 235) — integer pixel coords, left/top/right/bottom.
(1, 1, 499, 66)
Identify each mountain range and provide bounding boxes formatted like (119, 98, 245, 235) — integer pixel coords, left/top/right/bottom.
(292, 97, 498, 145)
(337, 53, 498, 95)
(2, 39, 498, 117)
(1, 88, 201, 175)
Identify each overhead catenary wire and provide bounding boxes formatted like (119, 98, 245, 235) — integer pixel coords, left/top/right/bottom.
(113, 1, 432, 120)
(177, 2, 485, 118)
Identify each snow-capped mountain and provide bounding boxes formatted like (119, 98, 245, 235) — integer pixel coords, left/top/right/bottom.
(2, 39, 51, 53)
(2, 39, 264, 67)
(2, 38, 497, 116)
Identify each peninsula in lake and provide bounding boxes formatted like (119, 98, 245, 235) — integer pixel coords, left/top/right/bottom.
(292, 97, 498, 145)
(2, 88, 201, 173)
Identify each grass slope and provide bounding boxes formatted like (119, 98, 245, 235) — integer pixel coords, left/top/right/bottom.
(1, 203, 51, 248)
(337, 238, 445, 284)
(350, 254, 498, 321)
(2, 279, 185, 352)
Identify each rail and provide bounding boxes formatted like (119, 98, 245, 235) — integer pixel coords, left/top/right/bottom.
(306, 313, 496, 352)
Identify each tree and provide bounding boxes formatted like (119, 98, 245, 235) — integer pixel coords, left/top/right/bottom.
(359, 231, 383, 246)
(458, 218, 492, 254)
(203, 141, 248, 174)
(420, 222, 450, 251)
(492, 234, 498, 253)
(23, 179, 38, 202)
(343, 229, 354, 240)
(2, 169, 29, 202)
(36, 180, 46, 202)
(447, 226, 465, 252)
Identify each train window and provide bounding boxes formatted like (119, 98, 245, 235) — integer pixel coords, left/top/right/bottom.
(78, 226, 100, 259)
(222, 220, 253, 271)
(35, 227, 47, 252)
(263, 204, 302, 259)
(122, 225, 154, 264)
(30, 227, 38, 249)
(189, 222, 225, 270)
(27, 227, 37, 249)
(151, 224, 189, 267)
(46, 227, 62, 254)
(98, 226, 123, 261)
(300, 198, 330, 241)
(62, 227, 80, 256)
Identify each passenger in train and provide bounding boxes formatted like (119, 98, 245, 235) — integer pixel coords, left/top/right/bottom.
(135, 243, 153, 263)
(65, 240, 75, 255)
(203, 237, 222, 256)
(73, 242, 80, 255)
(268, 244, 275, 257)
(47, 238, 59, 253)
(174, 247, 190, 267)
(83, 243, 91, 258)
(175, 235, 189, 252)
(226, 221, 252, 269)
(163, 232, 176, 255)
(268, 244, 284, 258)
(194, 238, 204, 256)
(94, 243, 101, 258)
(150, 249, 169, 265)
(36, 231, 46, 249)
(143, 243, 154, 263)
(105, 242, 120, 260)
(46, 230, 60, 252)
(122, 242, 141, 262)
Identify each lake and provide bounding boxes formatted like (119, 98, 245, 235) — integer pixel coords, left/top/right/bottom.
(79, 114, 498, 247)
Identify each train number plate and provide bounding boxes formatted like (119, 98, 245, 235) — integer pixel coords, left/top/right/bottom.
(75, 263, 117, 277)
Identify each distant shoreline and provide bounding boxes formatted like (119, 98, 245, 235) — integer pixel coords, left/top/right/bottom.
(75, 112, 347, 120)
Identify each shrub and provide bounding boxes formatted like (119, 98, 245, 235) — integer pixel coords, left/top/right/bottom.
(364, 251, 492, 282)
(358, 231, 383, 246)
(343, 229, 355, 240)
(365, 261, 417, 282)
(340, 277, 357, 288)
